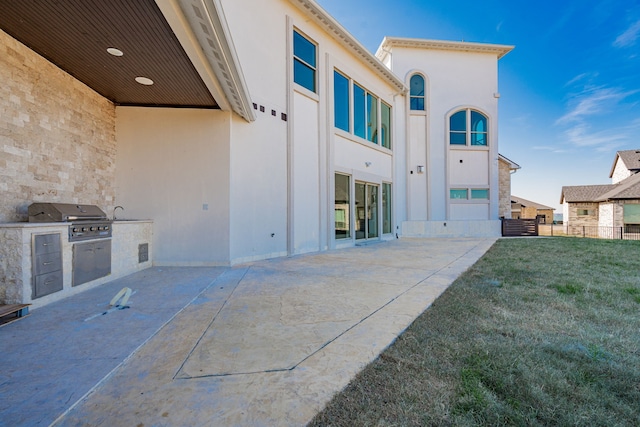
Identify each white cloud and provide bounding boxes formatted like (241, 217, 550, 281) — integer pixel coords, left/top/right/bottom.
(555, 87, 635, 125)
(614, 19, 640, 48)
(559, 120, 640, 153)
(564, 72, 599, 87)
(532, 146, 568, 153)
(555, 86, 640, 152)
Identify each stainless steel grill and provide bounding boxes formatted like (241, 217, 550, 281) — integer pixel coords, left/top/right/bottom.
(27, 203, 112, 241)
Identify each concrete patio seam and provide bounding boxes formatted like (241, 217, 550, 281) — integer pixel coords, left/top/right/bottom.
(49, 269, 232, 427)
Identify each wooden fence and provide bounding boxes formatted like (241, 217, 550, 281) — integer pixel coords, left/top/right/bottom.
(501, 218, 538, 237)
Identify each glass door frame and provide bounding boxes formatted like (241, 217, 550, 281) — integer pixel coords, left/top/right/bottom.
(354, 181, 380, 241)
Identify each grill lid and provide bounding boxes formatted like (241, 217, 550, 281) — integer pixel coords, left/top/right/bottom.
(28, 203, 108, 222)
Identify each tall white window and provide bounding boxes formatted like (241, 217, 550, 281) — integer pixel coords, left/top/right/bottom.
(293, 30, 316, 93)
(410, 74, 425, 111)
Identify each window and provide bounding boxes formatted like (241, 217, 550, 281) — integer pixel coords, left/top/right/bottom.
(353, 83, 366, 139)
(334, 71, 349, 132)
(382, 183, 392, 234)
(381, 102, 391, 149)
(293, 30, 316, 92)
(624, 204, 640, 225)
(450, 189, 468, 200)
(578, 209, 594, 216)
(449, 109, 488, 146)
(367, 93, 378, 143)
(335, 174, 351, 239)
(410, 74, 425, 111)
(471, 111, 487, 146)
(471, 189, 489, 199)
(450, 188, 489, 200)
(333, 69, 392, 149)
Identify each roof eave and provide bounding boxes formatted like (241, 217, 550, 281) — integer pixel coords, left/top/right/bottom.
(377, 36, 514, 60)
(499, 153, 521, 170)
(160, 0, 256, 122)
(608, 152, 621, 178)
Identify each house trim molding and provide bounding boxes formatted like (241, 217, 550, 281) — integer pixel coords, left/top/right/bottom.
(288, 0, 406, 93)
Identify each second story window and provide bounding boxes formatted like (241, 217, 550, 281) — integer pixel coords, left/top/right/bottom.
(334, 69, 392, 150)
(410, 74, 425, 111)
(450, 109, 488, 146)
(293, 30, 316, 93)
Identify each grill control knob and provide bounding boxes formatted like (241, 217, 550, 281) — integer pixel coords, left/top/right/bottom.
(72, 227, 78, 232)
(81, 227, 87, 232)
(104, 226, 110, 231)
(90, 226, 96, 231)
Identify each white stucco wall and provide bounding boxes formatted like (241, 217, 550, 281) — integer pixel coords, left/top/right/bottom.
(115, 107, 232, 265)
(409, 114, 428, 220)
(221, 0, 401, 256)
(292, 91, 321, 254)
(388, 48, 501, 223)
(228, 112, 288, 264)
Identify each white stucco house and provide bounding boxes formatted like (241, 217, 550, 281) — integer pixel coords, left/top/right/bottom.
(0, 0, 513, 283)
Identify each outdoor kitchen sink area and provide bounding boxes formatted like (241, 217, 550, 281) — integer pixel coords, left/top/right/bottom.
(0, 204, 153, 309)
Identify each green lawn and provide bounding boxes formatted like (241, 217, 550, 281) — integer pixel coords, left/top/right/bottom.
(309, 237, 640, 426)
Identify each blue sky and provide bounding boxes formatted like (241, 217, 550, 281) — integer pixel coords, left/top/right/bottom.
(316, 0, 640, 212)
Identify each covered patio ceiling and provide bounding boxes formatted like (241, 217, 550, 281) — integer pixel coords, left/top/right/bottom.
(0, 0, 219, 108)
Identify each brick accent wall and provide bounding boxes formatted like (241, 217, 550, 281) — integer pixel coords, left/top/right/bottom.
(0, 30, 116, 223)
(498, 158, 512, 218)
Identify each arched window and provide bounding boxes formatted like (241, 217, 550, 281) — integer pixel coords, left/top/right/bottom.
(449, 109, 488, 146)
(410, 74, 425, 111)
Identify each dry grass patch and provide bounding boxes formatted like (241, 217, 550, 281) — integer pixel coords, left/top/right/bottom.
(309, 238, 640, 426)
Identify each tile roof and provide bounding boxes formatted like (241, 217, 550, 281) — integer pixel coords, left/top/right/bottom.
(560, 185, 614, 203)
(511, 195, 554, 210)
(596, 172, 640, 201)
(561, 173, 640, 203)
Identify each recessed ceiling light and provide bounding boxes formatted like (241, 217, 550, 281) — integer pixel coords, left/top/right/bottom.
(107, 47, 123, 57)
(135, 77, 154, 86)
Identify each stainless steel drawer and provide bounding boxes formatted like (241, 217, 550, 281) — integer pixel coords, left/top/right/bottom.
(33, 233, 61, 255)
(33, 270, 63, 299)
(33, 251, 63, 276)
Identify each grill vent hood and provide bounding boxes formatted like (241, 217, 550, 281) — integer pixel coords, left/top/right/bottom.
(28, 203, 107, 222)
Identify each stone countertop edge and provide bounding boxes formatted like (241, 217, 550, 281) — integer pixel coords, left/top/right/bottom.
(0, 219, 153, 228)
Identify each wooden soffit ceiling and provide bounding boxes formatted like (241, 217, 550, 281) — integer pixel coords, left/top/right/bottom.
(0, 0, 218, 108)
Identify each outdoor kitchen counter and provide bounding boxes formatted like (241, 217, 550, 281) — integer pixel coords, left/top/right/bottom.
(0, 220, 153, 309)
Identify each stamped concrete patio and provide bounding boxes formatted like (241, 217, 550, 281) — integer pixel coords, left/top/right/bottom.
(0, 238, 496, 426)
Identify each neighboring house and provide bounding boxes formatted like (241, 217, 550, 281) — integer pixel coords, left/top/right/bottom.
(0, 0, 513, 269)
(610, 149, 640, 183)
(510, 196, 554, 224)
(499, 155, 521, 219)
(560, 149, 640, 235)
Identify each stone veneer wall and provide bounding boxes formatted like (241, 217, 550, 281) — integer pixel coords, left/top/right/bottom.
(0, 29, 116, 223)
(498, 158, 512, 218)
(566, 202, 599, 235)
